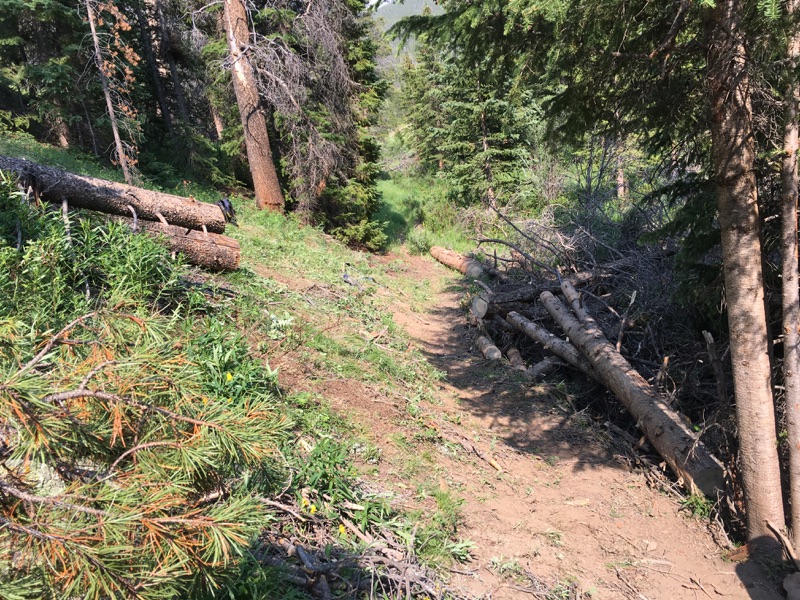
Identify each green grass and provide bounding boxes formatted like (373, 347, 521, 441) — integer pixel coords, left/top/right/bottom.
(0, 137, 470, 597)
(376, 172, 472, 254)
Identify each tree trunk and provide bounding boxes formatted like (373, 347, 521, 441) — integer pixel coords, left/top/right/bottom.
(134, 0, 172, 133)
(223, 0, 284, 212)
(506, 311, 599, 381)
(0, 156, 226, 233)
(539, 287, 725, 497)
(707, 0, 784, 550)
(783, 0, 800, 550)
(85, 0, 133, 184)
(121, 217, 240, 271)
(156, 0, 190, 125)
(475, 335, 502, 360)
(430, 246, 484, 278)
(210, 104, 225, 140)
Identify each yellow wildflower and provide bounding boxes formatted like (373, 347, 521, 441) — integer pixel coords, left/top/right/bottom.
(339, 524, 346, 535)
(309, 504, 317, 515)
(226, 372, 233, 382)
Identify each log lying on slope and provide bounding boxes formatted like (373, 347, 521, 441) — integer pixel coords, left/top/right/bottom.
(540, 282, 725, 497)
(430, 246, 485, 278)
(471, 272, 595, 319)
(117, 217, 240, 271)
(0, 155, 227, 233)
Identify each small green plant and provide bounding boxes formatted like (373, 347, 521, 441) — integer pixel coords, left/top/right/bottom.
(680, 494, 713, 519)
(490, 555, 525, 580)
(544, 529, 564, 547)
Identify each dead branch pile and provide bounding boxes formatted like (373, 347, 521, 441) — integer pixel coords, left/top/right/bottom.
(256, 494, 466, 600)
(430, 205, 730, 498)
(0, 155, 239, 271)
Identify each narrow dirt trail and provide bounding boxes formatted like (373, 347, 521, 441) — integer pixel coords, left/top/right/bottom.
(385, 253, 781, 600)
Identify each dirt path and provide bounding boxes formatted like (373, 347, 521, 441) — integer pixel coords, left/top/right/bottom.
(383, 252, 782, 600)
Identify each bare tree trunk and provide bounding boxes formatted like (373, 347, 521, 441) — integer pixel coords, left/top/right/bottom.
(210, 104, 225, 140)
(429, 246, 485, 278)
(134, 0, 172, 133)
(615, 152, 626, 200)
(0, 156, 226, 233)
(82, 101, 99, 156)
(539, 286, 725, 496)
(783, 0, 800, 550)
(707, 0, 784, 551)
(85, 0, 132, 184)
(223, 0, 284, 212)
(119, 217, 240, 271)
(155, 0, 190, 125)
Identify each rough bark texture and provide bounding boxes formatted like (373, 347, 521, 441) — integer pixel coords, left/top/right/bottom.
(223, 0, 284, 212)
(540, 287, 724, 497)
(783, 0, 800, 549)
(134, 0, 172, 133)
(707, 0, 785, 548)
(136, 223, 239, 271)
(506, 311, 598, 381)
(430, 247, 484, 278)
(0, 156, 226, 233)
(120, 217, 240, 271)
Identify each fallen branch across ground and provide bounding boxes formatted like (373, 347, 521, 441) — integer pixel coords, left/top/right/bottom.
(0, 155, 227, 233)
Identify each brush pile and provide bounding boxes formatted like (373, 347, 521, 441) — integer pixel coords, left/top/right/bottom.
(431, 207, 728, 498)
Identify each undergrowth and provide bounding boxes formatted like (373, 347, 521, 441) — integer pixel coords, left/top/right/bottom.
(0, 152, 471, 598)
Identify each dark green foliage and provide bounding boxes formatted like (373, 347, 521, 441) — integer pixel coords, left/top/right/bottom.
(395, 5, 545, 209)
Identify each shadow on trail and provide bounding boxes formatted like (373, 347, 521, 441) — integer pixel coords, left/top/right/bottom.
(412, 275, 783, 600)
(417, 279, 614, 476)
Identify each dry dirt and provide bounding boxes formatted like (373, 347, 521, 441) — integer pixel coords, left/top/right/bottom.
(281, 250, 787, 599)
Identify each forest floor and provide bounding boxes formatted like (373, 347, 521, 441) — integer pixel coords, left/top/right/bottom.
(275, 248, 785, 600)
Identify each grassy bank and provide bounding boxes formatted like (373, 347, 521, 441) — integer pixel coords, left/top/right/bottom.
(0, 138, 470, 598)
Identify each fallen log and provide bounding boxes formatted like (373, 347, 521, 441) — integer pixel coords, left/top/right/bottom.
(118, 217, 240, 271)
(475, 335, 502, 360)
(506, 312, 599, 381)
(541, 286, 724, 496)
(472, 297, 546, 321)
(430, 246, 484, 279)
(525, 357, 564, 381)
(471, 273, 595, 319)
(0, 155, 227, 233)
(506, 347, 527, 371)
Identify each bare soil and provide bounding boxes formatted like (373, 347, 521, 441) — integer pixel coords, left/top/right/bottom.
(282, 249, 787, 599)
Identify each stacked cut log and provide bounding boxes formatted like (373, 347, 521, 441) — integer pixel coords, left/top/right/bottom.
(0, 155, 239, 271)
(432, 247, 725, 497)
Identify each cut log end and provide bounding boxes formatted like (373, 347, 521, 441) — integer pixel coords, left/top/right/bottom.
(476, 335, 502, 361)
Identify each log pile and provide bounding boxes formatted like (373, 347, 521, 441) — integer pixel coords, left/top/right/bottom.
(0, 155, 239, 271)
(431, 246, 725, 497)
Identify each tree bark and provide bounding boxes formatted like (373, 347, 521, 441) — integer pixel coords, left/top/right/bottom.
(85, 0, 133, 184)
(430, 246, 484, 278)
(475, 335, 502, 360)
(707, 0, 784, 550)
(539, 287, 724, 497)
(155, 0, 190, 125)
(506, 311, 599, 381)
(783, 0, 800, 550)
(0, 156, 226, 233)
(120, 217, 240, 271)
(134, 0, 172, 133)
(223, 0, 284, 212)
